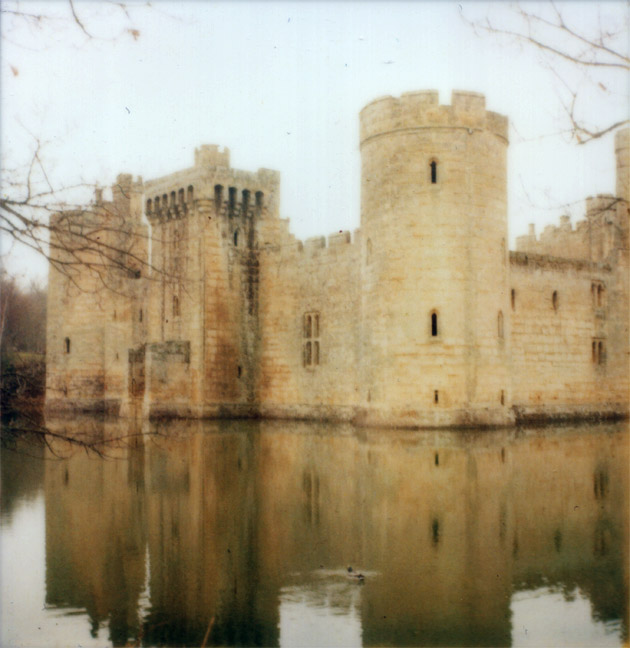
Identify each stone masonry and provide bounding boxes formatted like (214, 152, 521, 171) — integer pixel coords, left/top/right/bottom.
(45, 91, 630, 428)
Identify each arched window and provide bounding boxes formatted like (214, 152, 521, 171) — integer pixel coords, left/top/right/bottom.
(431, 311, 438, 337)
(187, 185, 194, 203)
(146, 199, 153, 214)
(498, 311, 504, 339)
(162, 194, 168, 208)
(214, 185, 223, 210)
(552, 291, 559, 311)
(170, 191, 176, 206)
(64, 337, 70, 354)
(233, 229, 239, 247)
(178, 188, 185, 205)
(430, 160, 438, 184)
(242, 189, 250, 212)
(511, 289, 516, 310)
(228, 187, 237, 213)
(155, 196, 160, 210)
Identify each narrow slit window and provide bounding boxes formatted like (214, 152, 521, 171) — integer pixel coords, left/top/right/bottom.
(64, 337, 71, 354)
(552, 291, 559, 311)
(242, 189, 250, 213)
(234, 229, 239, 247)
(592, 340, 597, 363)
(597, 285, 603, 307)
(511, 289, 515, 310)
(434, 389, 439, 404)
(139, 309, 143, 323)
(431, 312, 438, 337)
(430, 160, 437, 184)
(305, 341, 312, 365)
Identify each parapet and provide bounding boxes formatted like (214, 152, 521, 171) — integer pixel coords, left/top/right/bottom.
(359, 90, 508, 146)
(194, 144, 230, 169)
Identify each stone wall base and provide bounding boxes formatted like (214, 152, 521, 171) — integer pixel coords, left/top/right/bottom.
(45, 398, 121, 416)
(46, 398, 629, 429)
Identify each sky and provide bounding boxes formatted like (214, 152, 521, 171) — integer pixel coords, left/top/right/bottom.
(1, 1, 628, 284)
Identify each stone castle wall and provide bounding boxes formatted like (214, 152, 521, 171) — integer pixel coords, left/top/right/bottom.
(45, 94, 629, 427)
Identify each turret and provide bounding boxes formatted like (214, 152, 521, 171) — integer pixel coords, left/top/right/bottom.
(359, 90, 511, 427)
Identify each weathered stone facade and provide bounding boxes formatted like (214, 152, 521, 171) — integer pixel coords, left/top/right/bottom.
(46, 91, 630, 427)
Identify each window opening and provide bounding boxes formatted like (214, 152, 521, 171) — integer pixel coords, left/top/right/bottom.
(434, 452, 439, 466)
(146, 199, 153, 214)
(237, 365, 242, 378)
(242, 189, 250, 214)
(214, 185, 223, 210)
(234, 229, 239, 247)
(552, 291, 558, 311)
(228, 187, 237, 214)
(597, 284, 603, 307)
(434, 389, 439, 404)
(511, 289, 515, 310)
(170, 191, 176, 207)
(139, 309, 143, 323)
(431, 312, 438, 337)
(500, 390, 505, 405)
(255, 191, 264, 208)
(430, 160, 437, 184)
(431, 519, 440, 545)
(592, 341, 597, 363)
(303, 312, 320, 367)
(187, 185, 194, 203)
(178, 188, 185, 205)
(64, 337, 71, 354)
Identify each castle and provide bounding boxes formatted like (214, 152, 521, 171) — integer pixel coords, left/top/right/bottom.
(45, 91, 630, 428)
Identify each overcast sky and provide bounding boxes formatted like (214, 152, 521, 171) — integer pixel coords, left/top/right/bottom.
(2, 1, 628, 283)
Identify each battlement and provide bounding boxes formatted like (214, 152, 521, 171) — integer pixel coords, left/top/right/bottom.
(194, 144, 230, 168)
(359, 90, 508, 146)
(144, 146, 281, 222)
(515, 193, 625, 262)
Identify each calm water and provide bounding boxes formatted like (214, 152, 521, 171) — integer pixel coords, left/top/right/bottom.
(1, 418, 628, 647)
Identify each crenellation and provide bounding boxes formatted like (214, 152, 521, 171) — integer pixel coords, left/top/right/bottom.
(46, 97, 629, 427)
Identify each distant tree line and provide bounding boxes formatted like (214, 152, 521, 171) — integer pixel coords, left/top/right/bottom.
(1, 273, 46, 423)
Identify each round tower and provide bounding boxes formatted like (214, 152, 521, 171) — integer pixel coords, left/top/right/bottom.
(359, 90, 512, 427)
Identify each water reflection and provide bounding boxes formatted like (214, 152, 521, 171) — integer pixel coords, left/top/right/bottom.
(2, 419, 628, 647)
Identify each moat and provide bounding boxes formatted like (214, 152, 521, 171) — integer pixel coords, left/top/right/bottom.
(1, 419, 628, 647)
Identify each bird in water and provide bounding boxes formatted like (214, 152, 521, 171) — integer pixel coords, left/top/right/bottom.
(347, 566, 365, 582)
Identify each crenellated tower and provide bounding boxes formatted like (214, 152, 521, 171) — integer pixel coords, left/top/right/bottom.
(358, 90, 512, 426)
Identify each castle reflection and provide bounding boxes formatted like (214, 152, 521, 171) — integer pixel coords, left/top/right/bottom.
(41, 419, 628, 647)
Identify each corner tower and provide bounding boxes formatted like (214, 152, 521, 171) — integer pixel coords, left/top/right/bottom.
(359, 91, 511, 427)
